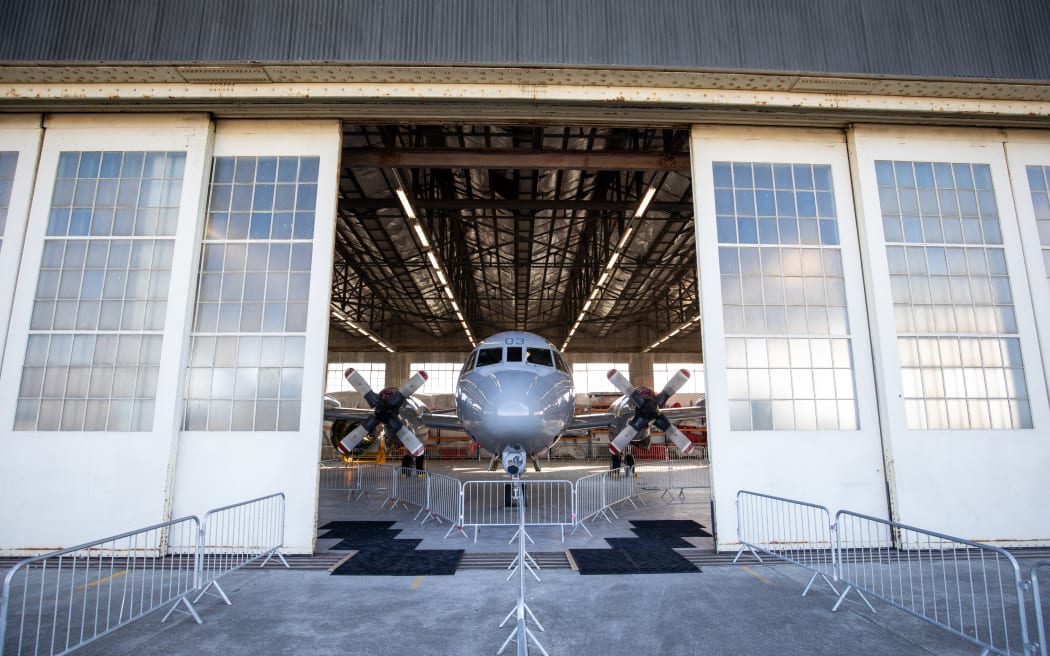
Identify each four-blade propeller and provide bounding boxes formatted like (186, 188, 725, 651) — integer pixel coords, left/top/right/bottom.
(336, 368, 428, 457)
(606, 368, 695, 456)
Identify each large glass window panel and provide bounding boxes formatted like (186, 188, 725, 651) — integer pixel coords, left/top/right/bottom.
(653, 363, 705, 395)
(325, 362, 385, 394)
(184, 156, 318, 431)
(572, 362, 629, 394)
(409, 362, 459, 395)
(1026, 165, 1050, 290)
(715, 161, 860, 431)
(15, 151, 183, 431)
(0, 151, 18, 252)
(878, 160, 1030, 429)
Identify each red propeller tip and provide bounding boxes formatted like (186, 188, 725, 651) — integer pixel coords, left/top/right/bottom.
(344, 367, 355, 377)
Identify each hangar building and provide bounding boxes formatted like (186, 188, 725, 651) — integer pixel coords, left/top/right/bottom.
(0, 0, 1048, 554)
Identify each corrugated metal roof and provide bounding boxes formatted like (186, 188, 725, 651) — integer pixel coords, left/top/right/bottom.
(0, 0, 1047, 81)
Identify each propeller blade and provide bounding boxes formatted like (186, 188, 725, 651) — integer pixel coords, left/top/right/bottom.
(664, 423, 695, 455)
(396, 426, 425, 457)
(657, 368, 690, 402)
(337, 423, 371, 455)
(344, 368, 379, 406)
(607, 369, 635, 397)
(398, 371, 429, 398)
(609, 424, 638, 455)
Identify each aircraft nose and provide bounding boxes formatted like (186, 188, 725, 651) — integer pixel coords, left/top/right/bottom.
(496, 401, 530, 417)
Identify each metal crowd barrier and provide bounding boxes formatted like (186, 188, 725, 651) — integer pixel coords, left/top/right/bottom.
(318, 460, 360, 498)
(573, 471, 611, 528)
(419, 471, 463, 533)
(194, 493, 290, 609)
(834, 511, 1034, 656)
(388, 467, 429, 519)
(633, 446, 710, 500)
(732, 490, 839, 597)
(0, 516, 201, 656)
(570, 467, 640, 537)
(1031, 560, 1050, 656)
(460, 480, 575, 543)
(353, 463, 395, 502)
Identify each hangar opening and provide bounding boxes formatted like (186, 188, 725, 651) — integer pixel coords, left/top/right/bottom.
(317, 123, 709, 557)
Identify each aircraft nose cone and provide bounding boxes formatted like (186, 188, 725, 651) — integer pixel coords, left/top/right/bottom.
(497, 401, 530, 417)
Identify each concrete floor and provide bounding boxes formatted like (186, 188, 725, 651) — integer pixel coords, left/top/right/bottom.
(9, 459, 1046, 656)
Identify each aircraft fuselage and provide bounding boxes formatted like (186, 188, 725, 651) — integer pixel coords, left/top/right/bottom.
(455, 331, 576, 456)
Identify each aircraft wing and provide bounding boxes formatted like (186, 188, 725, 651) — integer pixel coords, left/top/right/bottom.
(654, 405, 706, 424)
(563, 405, 705, 432)
(420, 411, 463, 431)
(323, 407, 376, 423)
(322, 406, 464, 430)
(564, 412, 616, 432)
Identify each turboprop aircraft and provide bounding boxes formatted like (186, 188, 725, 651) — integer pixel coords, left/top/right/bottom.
(323, 331, 703, 475)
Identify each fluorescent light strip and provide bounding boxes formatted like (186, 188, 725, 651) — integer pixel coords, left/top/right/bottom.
(633, 186, 657, 218)
(643, 314, 702, 352)
(568, 189, 657, 353)
(412, 223, 430, 248)
(396, 187, 416, 219)
(333, 310, 395, 353)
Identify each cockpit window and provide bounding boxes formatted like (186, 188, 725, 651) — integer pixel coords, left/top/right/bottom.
(507, 346, 523, 362)
(462, 352, 476, 374)
(554, 351, 570, 373)
(476, 347, 503, 367)
(526, 347, 554, 367)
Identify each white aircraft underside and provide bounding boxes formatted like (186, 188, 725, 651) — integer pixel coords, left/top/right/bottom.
(323, 331, 704, 473)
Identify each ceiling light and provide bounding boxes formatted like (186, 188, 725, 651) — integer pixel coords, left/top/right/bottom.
(633, 186, 657, 218)
(412, 223, 429, 248)
(396, 187, 416, 219)
(606, 252, 620, 270)
(617, 226, 634, 250)
(427, 251, 440, 269)
(597, 272, 609, 287)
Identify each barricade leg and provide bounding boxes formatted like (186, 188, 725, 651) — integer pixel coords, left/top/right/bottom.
(161, 595, 203, 624)
(831, 584, 876, 613)
(259, 549, 291, 568)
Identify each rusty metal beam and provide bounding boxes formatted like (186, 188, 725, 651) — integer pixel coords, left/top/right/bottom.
(342, 148, 689, 171)
(341, 197, 692, 213)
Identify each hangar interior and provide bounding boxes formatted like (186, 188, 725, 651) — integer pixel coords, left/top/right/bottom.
(328, 123, 698, 355)
(317, 121, 709, 549)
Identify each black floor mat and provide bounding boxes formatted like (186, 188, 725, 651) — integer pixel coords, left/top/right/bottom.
(320, 521, 464, 576)
(568, 520, 709, 575)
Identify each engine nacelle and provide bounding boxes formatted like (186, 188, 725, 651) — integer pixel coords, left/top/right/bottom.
(325, 390, 430, 457)
(606, 390, 654, 450)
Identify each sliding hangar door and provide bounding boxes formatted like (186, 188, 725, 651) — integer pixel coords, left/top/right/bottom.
(0, 114, 1048, 553)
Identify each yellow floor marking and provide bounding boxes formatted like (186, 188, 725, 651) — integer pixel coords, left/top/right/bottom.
(77, 570, 126, 591)
(327, 551, 358, 573)
(411, 576, 424, 590)
(564, 550, 579, 572)
(740, 565, 773, 585)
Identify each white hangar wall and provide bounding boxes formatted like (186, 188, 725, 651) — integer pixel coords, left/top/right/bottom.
(695, 125, 1050, 550)
(0, 116, 339, 555)
(0, 111, 1048, 554)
